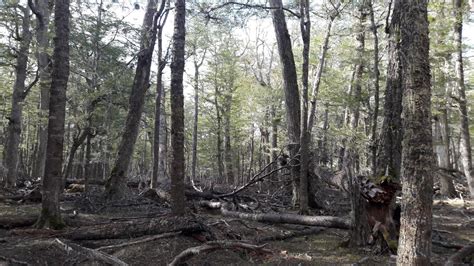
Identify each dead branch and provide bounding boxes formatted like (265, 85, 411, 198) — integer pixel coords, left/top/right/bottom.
(168, 241, 271, 266)
(256, 227, 324, 243)
(53, 238, 128, 266)
(95, 231, 181, 251)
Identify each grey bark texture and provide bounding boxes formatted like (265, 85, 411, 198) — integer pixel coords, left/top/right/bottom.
(169, 0, 186, 215)
(396, 0, 434, 264)
(35, 0, 70, 229)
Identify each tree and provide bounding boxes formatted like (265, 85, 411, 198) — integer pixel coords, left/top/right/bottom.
(105, 0, 166, 199)
(152, 1, 170, 189)
(453, 0, 474, 197)
(269, 0, 301, 206)
(376, 0, 403, 179)
(396, 0, 434, 264)
(35, 0, 70, 229)
(31, 0, 52, 180)
(169, 0, 186, 215)
(5, 4, 33, 187)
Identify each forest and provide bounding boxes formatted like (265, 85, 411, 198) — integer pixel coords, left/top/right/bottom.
(0, 0, 473, 264)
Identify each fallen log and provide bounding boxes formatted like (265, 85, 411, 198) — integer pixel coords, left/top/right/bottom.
(1, 213, 112, 229)
(58, 215, 204, 240)
(445, 244, 474, 266)
(168, 241, 271, 266)
(199, 200, 351, 229)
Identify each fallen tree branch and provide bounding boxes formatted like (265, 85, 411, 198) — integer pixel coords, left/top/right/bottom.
(199, 201, 351, 229)
(95, 231, 181, 251)
(256, 227, 324, 243)
(168, 241, 271, 266)
(54, 238, 128, 266)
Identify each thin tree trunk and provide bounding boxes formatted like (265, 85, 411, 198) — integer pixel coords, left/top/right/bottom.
(368, 0, 380, 176)
(346, 3, 369, 247)
(453, 0, 474, 197)
(151, 6, 169, 189)
(169, 0, 186, 216)
(396, 1, 434, 264)
(105, 0, 165, 199)
(299, 0, 310, 213)
(158, 89, 168, 180)
(5, 5, 32, 188)
(191, 54, 205, 186)
(214, 87, 224, 179)
(35, 0, 70, 229)
(63, 129, 89, 182)
(307, 3, 339, 132)
(270, 0, 301, 206)
(32, 0, 52, 180)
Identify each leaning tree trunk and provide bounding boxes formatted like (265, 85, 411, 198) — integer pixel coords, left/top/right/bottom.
(396, 1, 434, 264)
(270, 0, 301, 206)
(169, 0, 186, 216)
(454, 0, 474, 197)
(5, 5, 32, 188)
(105, 0, 165, 199)
(32, 0, 52, 180)
(376, 0, 403, 179)
(35, 0, 70, 229)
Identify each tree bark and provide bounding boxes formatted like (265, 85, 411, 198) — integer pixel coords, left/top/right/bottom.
(105, 0, 165, 199)
(63, 128, 90, 182)
(169, 0, 186, 216)
(453, 0, 474, 197)
(270, 0, 301, 206)
(396, 1, 434, 264)
(35, 0, 70, 229)
(5, 5, 32, 188)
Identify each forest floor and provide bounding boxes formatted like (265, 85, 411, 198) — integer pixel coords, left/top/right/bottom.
(0, 183, 473, 265)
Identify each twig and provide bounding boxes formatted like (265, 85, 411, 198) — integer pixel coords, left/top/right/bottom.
(95, 232, 180, 251)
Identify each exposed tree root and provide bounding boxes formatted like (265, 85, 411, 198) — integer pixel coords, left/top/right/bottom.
(168, 241, 271, 266)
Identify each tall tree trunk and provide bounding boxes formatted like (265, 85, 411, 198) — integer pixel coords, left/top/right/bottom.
(214, 87, 224, 179)
(270, 0, 301, 206)
(191, 52, 205, 186)
(151, 7, 169, 189)
(396, 1, 434, 264)
(169, 0, 186, 216)
(35, 0, 70, 229)
(32, 0, 52, 180)
(376, 0, 403, 179)
(5, 5, 32, 188)
(63, 128, 89, 182)
(346, 3, 369, 246)
(223, 98, 234, 185)
(299, 0, 310, 213)
(368, 0, 380, 176)
(105, 0, 165, 199)
(454, 0, 474, 197)
(158, 89, 168, 180)
(434, 115, 456, 197)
